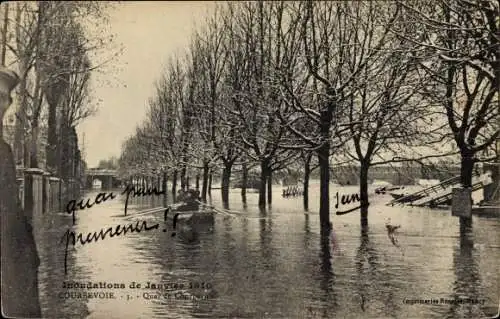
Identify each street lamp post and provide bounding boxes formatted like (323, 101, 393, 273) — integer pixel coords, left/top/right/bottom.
(0, 66, 42, 317)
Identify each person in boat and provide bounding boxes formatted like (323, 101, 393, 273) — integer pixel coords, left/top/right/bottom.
(176, 189, 187, 202)
(176, 189, 201, 212)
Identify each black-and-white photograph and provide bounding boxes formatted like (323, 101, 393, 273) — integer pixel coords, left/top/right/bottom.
(0, 1, 499, 318)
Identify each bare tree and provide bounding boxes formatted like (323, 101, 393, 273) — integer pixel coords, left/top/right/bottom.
(224, 2, 300, 208)
(147, 60, 186, 200)
(397, 0, 499, 191)
(1, 2, 118, 175)
(189, 10, 229, 202)
(334, 1, 456, 225)
(277, 1, 400, 231)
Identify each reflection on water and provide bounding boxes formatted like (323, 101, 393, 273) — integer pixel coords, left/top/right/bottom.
(355, 227, 376, 314)
(445, 223, 482, 319)
(32, 183, 499, 318)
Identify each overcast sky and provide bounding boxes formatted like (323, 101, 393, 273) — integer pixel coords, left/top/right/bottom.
(77, 1, 216, 168)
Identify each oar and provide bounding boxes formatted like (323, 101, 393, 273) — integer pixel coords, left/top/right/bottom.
(196, 200, 246, 215)
(122, 206, 168, 221)
(195, 200, 272, 220)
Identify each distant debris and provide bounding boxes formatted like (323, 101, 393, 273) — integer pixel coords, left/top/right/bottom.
(388, 172, 492, 207)
(372, 180, 392, 187)
(375, 185, 405, 195)
(417, 179, 440, 187)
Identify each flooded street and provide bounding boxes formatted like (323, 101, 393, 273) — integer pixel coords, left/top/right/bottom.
(33, 182, 499, 319)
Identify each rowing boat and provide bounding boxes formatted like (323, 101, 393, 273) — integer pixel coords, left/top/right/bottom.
(167, 208, 215, 235)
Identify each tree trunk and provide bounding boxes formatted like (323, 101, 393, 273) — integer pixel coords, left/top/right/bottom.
(267, 169, 272, 205)
(162, 171, 168, 206)
(46, 95, 58, 173)
(460, 152, 474, 188)
(19, 69, 30, 167)
(70, 129, 78, 192)
(195, 173, 200, 190)
(208, 171, 212, 196)
(59, 123, 70, 184)
(241, 161, 247, 203)
(360, 162, 370, 227)
(459, 151, 474, 226)
(303, 154, 311, 211)
(59, 122, 76, 189)
(201, 161, 209, 202)
(221, 163, 232, 206)
(172, 170, 178, 202)
(317, 90, 335, 231)
(29, 122, 38, 168)
(0, 3, 8, 65)
(13, 116, 23, 165)
(318, 146, 330, 231)
(180, 164, 186, 191)
(258, 159, 269, 207)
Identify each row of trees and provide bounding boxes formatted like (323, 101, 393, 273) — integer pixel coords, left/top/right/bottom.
(119, 1, 498, 230)
(0, 2, 119, 185)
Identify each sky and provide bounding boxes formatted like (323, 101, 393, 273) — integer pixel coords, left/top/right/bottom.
(77, 1, 217, 168)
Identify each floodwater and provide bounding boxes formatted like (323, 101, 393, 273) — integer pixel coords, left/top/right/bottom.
(33, 181, 499, 319)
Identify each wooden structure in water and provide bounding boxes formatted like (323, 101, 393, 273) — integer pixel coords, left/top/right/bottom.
(281, 185, 303, 198)
(387, 171, 493, 207)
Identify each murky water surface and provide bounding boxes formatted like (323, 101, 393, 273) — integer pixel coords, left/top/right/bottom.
(33, 182, 499, 318)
